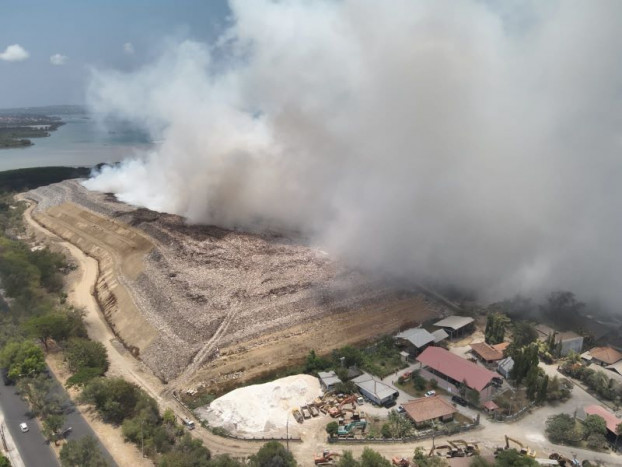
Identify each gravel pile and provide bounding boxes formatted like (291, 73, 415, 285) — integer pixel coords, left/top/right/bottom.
(195, 374, 322, 437)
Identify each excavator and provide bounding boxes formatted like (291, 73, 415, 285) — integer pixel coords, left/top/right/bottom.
(314, 450, 341, 465)
(391, 456, 410, 466)
(337, 418, 367, 436)
(503, 435, 537, 458)
(449, 439, 480, 457)
(328, 394, 358, 418)
(428, 444, 454, 458)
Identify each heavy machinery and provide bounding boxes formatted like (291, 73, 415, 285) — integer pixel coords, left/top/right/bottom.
(301, 405, 311, 419)
(309, 405, 319, 417)
(428, 444, 454, 458)
(292, 408, 303, 423)
(314, 450, 341, 465)
(337, 419, 367, 436)
(339, 395, 358, 410)
(549, 453, 581, 466)
(392, 456, 410, 466)
(449, 439, 480, 457)
(504, 435, 536, 458)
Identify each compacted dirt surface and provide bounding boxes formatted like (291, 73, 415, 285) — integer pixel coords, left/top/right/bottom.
(23, 179, 444, 393)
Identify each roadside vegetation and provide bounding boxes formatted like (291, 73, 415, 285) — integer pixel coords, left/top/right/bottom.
(560, 352, 622, 403)
(305, 336, 407, 379)
(545, 412, 610, 451)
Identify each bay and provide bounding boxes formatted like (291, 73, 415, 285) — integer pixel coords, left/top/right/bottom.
(0, 114, 154, 172)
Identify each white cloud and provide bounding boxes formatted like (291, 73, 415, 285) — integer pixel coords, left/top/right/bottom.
(0, 44, 30, 62)
(50, 53, 68, 66)
(123, 42, 135, 55)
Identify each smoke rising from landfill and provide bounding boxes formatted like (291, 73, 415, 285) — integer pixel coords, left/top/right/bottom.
(84, 0, 622, 309)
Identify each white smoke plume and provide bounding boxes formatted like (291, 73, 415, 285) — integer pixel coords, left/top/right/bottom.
(84, 0, 622, 309)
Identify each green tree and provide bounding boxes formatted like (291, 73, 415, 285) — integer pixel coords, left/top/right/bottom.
(43, 414, 67, 445)
(158, 433, 211, 466)
(336, 451, 360, 467)
(545, 414, 581, 445)
(304, 350, 330, 373)
(509, 343, 539, 385)
(65, 338, 109, 373)
(494, 449, 538, 466)
(79, 377, 141, 425)
(586, 433, 606, 450)
(485, 313, 510, 345)
(0, 340, 46, 380)
(23, 312, 73, 351)
(208, 455, 244, 467)
(510, 321, 538, 349)
(583, 414, 607, 439)
(0, 455, 10, 467)
(60, 436, 109, 467)
(326, 421, 339, 438)
(249, 441, 296, 467)
(360, 448, 391, 467)
(469, 457, 493, 467)
(414, 447, 448, 466)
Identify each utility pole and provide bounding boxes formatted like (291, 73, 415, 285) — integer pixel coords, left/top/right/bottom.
(286, 417, 289, 451)
(141, 420, 144, 458)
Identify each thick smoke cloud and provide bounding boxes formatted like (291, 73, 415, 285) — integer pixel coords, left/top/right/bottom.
(84, 0, 622, 309)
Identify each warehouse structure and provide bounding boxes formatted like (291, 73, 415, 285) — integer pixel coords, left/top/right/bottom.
(434, 316, 475, 339)
(394, 328, 436, 356)
(352, 374, 399, 406)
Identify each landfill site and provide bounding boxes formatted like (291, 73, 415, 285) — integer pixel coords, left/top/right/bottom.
(24, 179, 443, 393)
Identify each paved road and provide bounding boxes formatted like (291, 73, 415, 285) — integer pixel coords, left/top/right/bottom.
(0, 381, 59, 467)
(0, 370, 117, 467)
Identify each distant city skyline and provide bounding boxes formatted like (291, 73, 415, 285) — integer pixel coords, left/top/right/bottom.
(0, 0, 230, 108)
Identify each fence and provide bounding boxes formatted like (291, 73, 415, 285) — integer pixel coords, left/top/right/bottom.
(327, 422, 479, 444)
(488, 401, 535, 423)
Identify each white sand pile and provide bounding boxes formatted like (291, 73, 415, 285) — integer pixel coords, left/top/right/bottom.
(196, 374, 322, 436)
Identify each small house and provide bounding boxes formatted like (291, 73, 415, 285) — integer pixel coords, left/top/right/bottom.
(401, 396, 457, 428)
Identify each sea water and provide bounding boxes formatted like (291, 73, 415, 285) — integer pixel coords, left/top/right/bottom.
(0, 114, 154, 172)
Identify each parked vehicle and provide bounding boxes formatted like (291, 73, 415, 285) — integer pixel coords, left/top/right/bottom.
(182, 418, 195, 430)
(451, 395, 468, 406)
(19, 423, 29, 433)
(425, 390, 436, 397)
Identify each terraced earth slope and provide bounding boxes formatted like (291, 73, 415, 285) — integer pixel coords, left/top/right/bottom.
(25, 180, 445, 391)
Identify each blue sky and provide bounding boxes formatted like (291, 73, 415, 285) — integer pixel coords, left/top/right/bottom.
(0, 0, 230, 108)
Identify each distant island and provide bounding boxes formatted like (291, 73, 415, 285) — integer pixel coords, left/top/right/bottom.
(0, 105, 86, 149)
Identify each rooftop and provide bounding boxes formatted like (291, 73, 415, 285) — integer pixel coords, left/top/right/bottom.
(417, 346, 498, 392)
(318, 370, 341, 388)
(535, 324, 582, 342)
(470, 342, 504, 361)
(401, 396, 457, 423)
(352, 374, 398, 400)
(395, 328, 435, 349)
(584, 405, 622, 433)
(434, 316, 474, 330)
(431, 329, 449, 343)
(589, 346, 622, 365)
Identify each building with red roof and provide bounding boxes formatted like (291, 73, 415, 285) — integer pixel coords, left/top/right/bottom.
(416, 346, 501, 403)
(583, 405, 622, 434)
